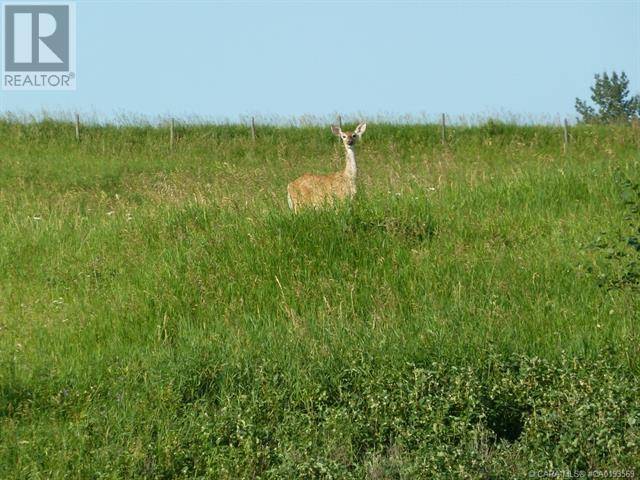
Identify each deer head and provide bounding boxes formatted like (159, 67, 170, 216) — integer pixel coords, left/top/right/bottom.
(331, 122, 367, 148)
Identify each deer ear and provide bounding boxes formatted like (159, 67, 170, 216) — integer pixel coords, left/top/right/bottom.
(331, 125, 343, 136)
(354, 122, 367, 136)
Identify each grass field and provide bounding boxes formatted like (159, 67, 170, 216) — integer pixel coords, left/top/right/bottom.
(1, 118, 639, 478)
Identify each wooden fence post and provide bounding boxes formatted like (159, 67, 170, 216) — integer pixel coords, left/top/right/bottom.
(563, 118, 569, 153)
(441, 113, 446, 145)
(75, 113, 80, 142)
(251, 116, 256, 142)
(170, 118, 175, 149)
(337, 115, 342, 129)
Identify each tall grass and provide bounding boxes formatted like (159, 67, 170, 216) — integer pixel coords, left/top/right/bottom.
(0, 119, 639, 478)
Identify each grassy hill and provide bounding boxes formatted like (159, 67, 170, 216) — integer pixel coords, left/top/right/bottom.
(1, 119, 638, 478)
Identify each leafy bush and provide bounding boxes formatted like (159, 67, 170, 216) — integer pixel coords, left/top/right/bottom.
(587, 170, 640, 290)
(3, 353, 637, 478)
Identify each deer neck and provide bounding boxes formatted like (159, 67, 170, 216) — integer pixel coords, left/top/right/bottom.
(343, 145, 357, 179)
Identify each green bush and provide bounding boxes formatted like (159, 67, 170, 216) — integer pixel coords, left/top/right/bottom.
(586, 170, 640, 290)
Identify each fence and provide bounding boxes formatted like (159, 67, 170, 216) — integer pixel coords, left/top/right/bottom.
(68, 113, 574, 151)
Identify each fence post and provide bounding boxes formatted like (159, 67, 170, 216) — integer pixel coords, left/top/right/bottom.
(441, 113, 446, 145)
(337, 115, 342, 129)
(75, 113, 80, 142)
(563, 118, 569, 153)
(170, 118, 175, 149)
(251, 116, 256, 142)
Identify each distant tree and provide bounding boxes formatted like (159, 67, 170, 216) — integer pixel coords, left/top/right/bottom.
(575, 71, 640, 124)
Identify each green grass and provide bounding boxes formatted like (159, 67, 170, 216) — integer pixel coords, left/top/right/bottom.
(0, 119, 639, 478)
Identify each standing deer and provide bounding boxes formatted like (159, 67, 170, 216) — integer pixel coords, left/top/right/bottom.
(287, 122, 367, 212)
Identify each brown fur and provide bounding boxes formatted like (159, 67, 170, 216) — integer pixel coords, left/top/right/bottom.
(287, 171, 356, 212)
(287, 123, 366, 213)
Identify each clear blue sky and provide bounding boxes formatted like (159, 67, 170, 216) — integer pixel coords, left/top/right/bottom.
(1, 0, 638, 123)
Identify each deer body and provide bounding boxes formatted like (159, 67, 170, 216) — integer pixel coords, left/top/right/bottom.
(287, 123, 366, 212)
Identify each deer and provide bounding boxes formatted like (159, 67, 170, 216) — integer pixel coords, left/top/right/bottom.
(287, 122, 367, 213)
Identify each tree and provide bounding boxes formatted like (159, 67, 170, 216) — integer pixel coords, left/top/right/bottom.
(575, 71, 640, 124)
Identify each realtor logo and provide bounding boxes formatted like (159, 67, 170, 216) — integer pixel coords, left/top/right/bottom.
(2, 2, 76, 90)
